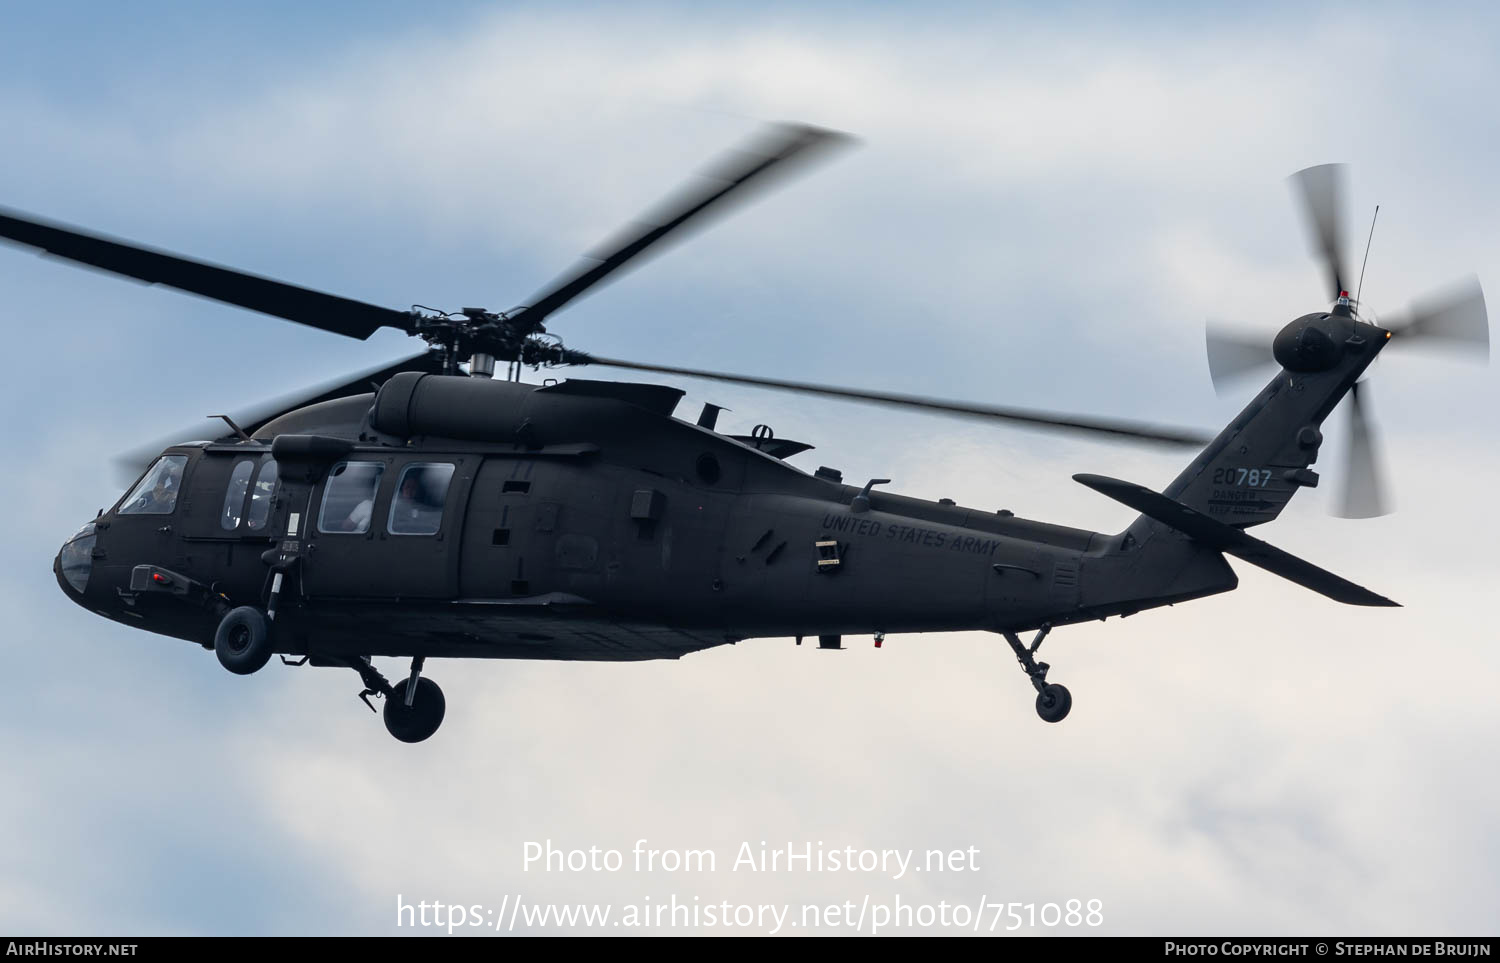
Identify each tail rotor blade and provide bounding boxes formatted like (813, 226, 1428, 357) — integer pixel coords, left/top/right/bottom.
(1335, 380, 1391, 519)
(1206, 322, 1277, 393)
(1290, 163, 1349, 301)
(1383, 275, 1489, 361)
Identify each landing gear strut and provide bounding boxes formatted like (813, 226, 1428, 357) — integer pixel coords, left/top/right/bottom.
(1002, 624, 1072, 723)
(349, 656, 446, 743)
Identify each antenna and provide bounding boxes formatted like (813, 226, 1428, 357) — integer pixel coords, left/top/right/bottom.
(1355, 204, 1380, 312)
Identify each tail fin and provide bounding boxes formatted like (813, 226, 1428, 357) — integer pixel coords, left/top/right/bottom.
(1070, 311, 1396, 616)
(1164, 314, 1388, 528)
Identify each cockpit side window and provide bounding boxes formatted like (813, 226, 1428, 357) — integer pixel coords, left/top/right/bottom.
(118, 455, 188, 516)
(387, 463, 455, 536)
(246, 459, 278, 531)
(317, 461, 384, 534)
(221, 460, 255, 530)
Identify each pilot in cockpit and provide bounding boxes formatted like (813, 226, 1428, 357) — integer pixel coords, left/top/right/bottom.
(130, 457, 184, 514)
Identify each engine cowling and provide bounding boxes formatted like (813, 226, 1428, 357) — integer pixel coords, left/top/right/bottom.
(370, 372, 534, 441)
(368, 373, 686, 443)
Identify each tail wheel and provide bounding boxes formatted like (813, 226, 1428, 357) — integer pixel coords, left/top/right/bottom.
(214, 606, 273, 676)
(384, 677, 446, 743)
(1035, 683, 1072, 724)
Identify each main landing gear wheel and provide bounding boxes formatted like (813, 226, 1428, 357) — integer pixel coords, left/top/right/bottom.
(1002, 624, 1073, 724)
(1035, 683, 1072, 723)
(213, 606, 273, 675)
(384, 676, 446, 743)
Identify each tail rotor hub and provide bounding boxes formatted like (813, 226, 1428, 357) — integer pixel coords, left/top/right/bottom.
(1202, 163, 1489, 519)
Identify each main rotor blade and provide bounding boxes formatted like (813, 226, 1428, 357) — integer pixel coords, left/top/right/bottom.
(1206, 322, 1277, 393)
(1290, 163, 1349, 301)
(0, 207, 415, 340)
(112, 349, 444, 484)
(1383, 275, 1489, 361)
(507, 123, 854, 331)
(581, 355, 1213, 448)
(1335, 380, 1390, 519)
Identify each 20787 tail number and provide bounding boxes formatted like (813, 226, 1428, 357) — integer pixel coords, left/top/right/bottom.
(1213, 466, 1275, 487)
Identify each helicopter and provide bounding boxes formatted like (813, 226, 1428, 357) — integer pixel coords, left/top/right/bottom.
(8, 123, 1488, 742)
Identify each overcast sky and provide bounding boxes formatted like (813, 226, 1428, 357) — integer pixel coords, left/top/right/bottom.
(2, 1, 1496, 936)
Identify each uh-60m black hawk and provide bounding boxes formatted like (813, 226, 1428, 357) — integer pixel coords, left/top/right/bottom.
(12, 124, 1487, 742)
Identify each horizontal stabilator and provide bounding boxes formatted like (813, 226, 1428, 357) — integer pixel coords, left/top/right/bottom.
(1074, 473, 1398, 607)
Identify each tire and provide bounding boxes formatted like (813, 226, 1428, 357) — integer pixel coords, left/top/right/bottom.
(1035, 683, 1072, 723)
(214, 606, 273, 676)
(384, 676, 446, 743)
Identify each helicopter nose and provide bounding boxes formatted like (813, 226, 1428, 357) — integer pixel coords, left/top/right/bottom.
(56, 521, 97, 599)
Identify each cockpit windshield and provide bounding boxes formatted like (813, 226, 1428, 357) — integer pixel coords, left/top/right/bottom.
(118, 454, 187, 515)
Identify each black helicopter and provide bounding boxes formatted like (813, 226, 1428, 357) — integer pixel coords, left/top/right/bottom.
(8, 124, 1487, 742)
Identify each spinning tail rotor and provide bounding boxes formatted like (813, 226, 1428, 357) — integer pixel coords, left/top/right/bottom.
(1204, 164, 1489, 518)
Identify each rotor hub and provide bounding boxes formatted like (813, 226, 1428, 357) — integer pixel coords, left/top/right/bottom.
(1273, 312, 1357, 372)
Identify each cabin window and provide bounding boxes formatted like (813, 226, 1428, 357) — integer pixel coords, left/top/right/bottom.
(246, 460, 278, 531)
(318, 461, 385, 534)
(118, 455, 188, 516)
(221, 460, 255, 530)
(388, 463, 455, 536)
